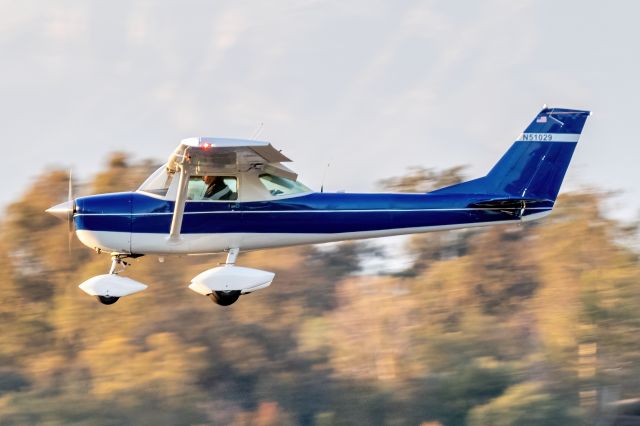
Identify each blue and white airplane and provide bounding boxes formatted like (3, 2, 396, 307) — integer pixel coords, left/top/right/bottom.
(47, 107, 590, 306)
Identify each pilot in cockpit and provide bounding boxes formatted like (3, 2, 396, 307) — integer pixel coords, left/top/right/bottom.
(203, 176, 233, 200)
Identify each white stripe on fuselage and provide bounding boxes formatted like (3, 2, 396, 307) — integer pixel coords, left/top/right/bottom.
(75, 207, 551, 217)
(75, 210, 552, 255)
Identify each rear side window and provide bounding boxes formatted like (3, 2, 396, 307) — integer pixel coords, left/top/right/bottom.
(258, 174, 310, 196)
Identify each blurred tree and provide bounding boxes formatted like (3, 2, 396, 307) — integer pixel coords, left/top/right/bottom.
(2, 160, 640, 425)
(467, 381, 579, 426)
(378, 165, 467, 193)
(379, 166, 475, 276)
(92, 152, 158, 194)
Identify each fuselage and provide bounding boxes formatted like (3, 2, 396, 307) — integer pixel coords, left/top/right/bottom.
(74, 191, 552, 255)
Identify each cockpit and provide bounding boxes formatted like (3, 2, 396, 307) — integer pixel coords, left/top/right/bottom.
(138, 165, 312, 202)
(137, 137, 312, 202)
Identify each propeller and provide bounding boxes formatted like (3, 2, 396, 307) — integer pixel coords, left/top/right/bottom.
(67, 170, 75, 252)
(45, 170, 76, 252)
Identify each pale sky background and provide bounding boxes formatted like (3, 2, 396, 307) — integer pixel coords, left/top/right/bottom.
(1, 0, 638, 220)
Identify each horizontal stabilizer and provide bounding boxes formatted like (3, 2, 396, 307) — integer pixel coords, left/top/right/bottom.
(468, 198, 553, 210)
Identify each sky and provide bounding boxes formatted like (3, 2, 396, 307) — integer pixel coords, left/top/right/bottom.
(2, 0, 639, 220)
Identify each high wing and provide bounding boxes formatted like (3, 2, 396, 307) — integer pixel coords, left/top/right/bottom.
(167, 137, 291, 173)
(167, 137, 293, 240)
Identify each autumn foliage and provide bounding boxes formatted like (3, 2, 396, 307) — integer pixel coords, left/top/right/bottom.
(0, 156, 638, 425)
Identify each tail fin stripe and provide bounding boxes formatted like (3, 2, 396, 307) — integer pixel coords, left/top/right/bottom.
(517, 133, 579, 142)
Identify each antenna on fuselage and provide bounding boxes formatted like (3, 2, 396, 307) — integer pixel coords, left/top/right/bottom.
(320, 161, 331, 193)
(250, 122, 264, 140)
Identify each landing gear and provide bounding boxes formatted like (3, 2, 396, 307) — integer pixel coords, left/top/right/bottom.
(208, 290, 241, 306)
(86, 254, 143, 306)
(207, 249, 242, 306)
(97, 295, 120, 305)
(186, 248, 274, 307)
(91, 255, 131, 305)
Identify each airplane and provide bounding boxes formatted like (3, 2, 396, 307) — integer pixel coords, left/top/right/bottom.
(46, 107, 590, 307)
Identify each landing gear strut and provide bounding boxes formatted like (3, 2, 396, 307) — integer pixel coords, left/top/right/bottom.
(109, 254, 130, 274)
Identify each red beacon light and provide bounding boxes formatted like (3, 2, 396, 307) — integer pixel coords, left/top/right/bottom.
(202, 142, 212, 150)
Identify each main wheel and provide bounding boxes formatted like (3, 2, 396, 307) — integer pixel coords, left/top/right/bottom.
(208, 290, 241, 306)
(97, 295, 119, 305)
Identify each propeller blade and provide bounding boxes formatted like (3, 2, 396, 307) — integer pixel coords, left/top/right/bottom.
(68, 170, 74, 253)
(68, 169, 73, 203)
(44, 170, 77, 253)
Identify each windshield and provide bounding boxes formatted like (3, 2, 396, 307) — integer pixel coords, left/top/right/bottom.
(259, 173, 311, 196)
(138, 166, 174, 196)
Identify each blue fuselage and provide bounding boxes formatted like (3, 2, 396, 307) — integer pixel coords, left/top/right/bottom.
(73, 191, 550, 254)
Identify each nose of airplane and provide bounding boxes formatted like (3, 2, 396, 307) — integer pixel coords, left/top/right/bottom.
(45, 200, 75, 221)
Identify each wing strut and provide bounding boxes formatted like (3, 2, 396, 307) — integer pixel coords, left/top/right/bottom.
(168, 164, 189, 241)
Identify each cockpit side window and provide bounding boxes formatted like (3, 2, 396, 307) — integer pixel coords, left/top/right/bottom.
(138, 166, 174, 196)
(258, 174, 311, 196)
(188, 176, 238, 201)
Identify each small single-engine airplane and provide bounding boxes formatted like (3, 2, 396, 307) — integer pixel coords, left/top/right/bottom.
(47, 107, 590, 306)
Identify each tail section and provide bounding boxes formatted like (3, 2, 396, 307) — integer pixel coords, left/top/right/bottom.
(431, 107, 590, 202)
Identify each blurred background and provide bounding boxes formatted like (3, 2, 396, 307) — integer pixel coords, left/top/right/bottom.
(3, 1, 640, 425)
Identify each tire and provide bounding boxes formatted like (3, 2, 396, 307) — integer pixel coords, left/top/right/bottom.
(208, 290, 241, 306)
(97, 295, 120, 305)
